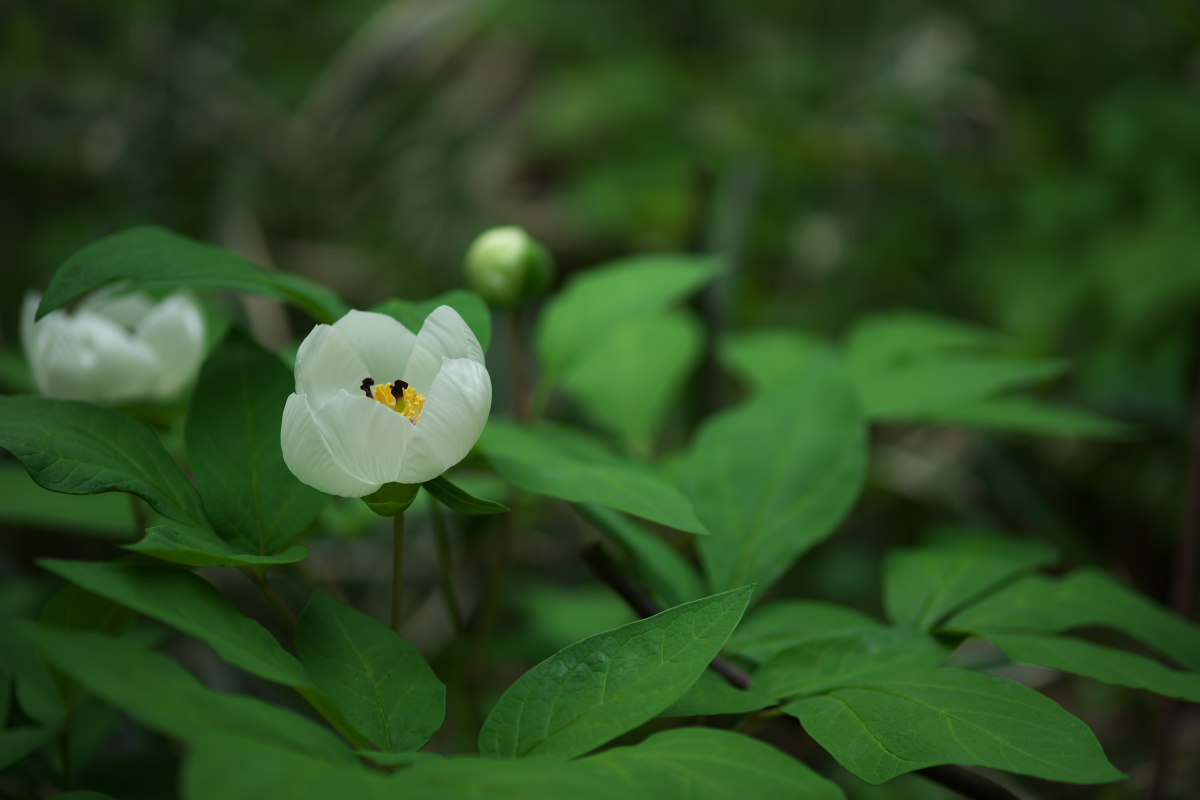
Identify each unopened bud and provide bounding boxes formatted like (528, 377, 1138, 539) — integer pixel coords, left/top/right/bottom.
(464, 226, 554, 307)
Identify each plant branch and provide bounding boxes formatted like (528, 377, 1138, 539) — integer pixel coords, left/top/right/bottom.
(391, 511, 406, 633)
(431, 500, 466, 636)
(241, 567, 297, 627)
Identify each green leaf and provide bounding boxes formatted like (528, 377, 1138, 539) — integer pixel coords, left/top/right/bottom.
(183, 738, 392, 800)
(40, 583, 137, 637)
(423, 475, 509, 515)
(786, 668, 1124, 784)
(480, 421, 706, 535)
(844, 312, 1126, 437)
(575, 503, 704, 607)
(910, 397, 1128, 438)
(125, 523, 310, 567)
(185, 332, 326, 555)
(0, 727, 56, 771)
(0, 623, 64, 726)
(945, 569, 1200, 671)
(884, 530, 1057, 629)
(726, 601, 884, 664)
(0, 462, 135, 541)
(755, 628, 952, 701)
(32, 627, 353, 765)
(660, 671, 772, 717)
(294, 592, 445, 753)
(581, 727, 845, 799)
(0, 396, 206, 526)
(537, 254, 716, 383)
(372, 290, 492, 353)
(989, 633, 1200, 702)
(394, 756, 617, 800)
(853, 355, 1066, 419)
(478, 585, 753, 759)
(39, 226, 347, 323)
(560, 312, 703, 454)
(40, 559, 308, 688)
(720, 330, 835, 393)
(690, 352, 867, 592)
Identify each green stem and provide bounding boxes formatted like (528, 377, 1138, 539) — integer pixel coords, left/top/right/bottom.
(431, 501, 466, 637)
(391, 511, 406, 633)
(241, 568, 297, 628)
(509, 310, 533, 423)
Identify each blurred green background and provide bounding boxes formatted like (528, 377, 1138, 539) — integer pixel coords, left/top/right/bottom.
(2, 1, 1200, 794)
(4, 0, 1198, 571)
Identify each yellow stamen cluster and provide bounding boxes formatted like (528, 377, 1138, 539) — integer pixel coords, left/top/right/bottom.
(373, 382, 426, 423)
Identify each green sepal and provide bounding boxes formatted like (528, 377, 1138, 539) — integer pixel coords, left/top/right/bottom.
(361, 483, 420, 517)
(422, 475, 509, 515)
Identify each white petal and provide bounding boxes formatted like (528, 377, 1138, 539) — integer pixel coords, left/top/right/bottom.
(330, 310, 418, 383)
(404, 306, 485, 394)
(400, 357, 491, 483)
(281, 393, 382, 497)
(136, 292, 206, 397)
(20, 293, 43, 365)
(41, 312, 159, 402)
(294, 324, 371, 408)
(309, 390, 416, 489)
(79, 290, 155, 328)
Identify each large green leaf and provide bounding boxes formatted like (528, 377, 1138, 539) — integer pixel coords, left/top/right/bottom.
(294, 592, 445, 753)
(844, 312, 1125, 436)
(726, 601, 883, 664)
(944, 569, 1200, 671)
(575, 503, 703, 608)
(720, 330, 837, 393)
(884, 530, 1057, 629)
(690, 352, 867, 592)
(184, 739, 617, 800)
(989, 633, 1200, 702)
(0, 462, 135, 541)
(560, 312, 703, 454)
(756, 628, 952, 701)
(478, 585, 752, 759)
(0, 727, 56, 771)
(186, 332, 326, 555)
(536, 254, 716, 383)
(580, 727, 845, 799)
(32, 628, 353, 765)
(125, 523, 309, 567)
(372, 290, 492, 353)
(786, 668, 1124, 784)
(0, 396, 206, 526)
(40, 559, 308, 688)
(908, 397, 1127, 437)
(660, 671, 772, 717)
(480, 421, 706, 534)
(38, 226, 347, 323)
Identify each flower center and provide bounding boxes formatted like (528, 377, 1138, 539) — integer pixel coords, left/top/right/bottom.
(359, 377, 425, 423)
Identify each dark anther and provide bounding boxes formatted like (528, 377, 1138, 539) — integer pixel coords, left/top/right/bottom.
(359, 377, 375, 398)
(392, 379, 409, 395)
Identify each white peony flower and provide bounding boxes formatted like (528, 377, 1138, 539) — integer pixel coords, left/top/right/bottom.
(280, 306, 491, 496)
(21, 289, 206, 404)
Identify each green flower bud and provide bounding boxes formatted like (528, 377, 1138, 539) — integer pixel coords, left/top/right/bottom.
(464, 226, 554, 307)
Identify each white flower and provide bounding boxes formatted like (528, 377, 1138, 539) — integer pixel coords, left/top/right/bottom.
(280, 306, 491, 496)
(21, 289, 206, 403)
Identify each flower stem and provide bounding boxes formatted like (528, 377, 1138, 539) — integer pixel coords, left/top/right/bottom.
(509, 310, 532, 422)
(241, 568, 297, 628)
(431, 501, 466, 637)
(391, 511, 406, 633)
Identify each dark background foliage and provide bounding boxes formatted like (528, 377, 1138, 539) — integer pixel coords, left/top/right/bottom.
(2, 1, 1199, 797)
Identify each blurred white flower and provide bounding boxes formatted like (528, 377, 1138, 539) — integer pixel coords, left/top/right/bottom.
(280, 306, 491, 496)
(21, 290, 205, 403)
